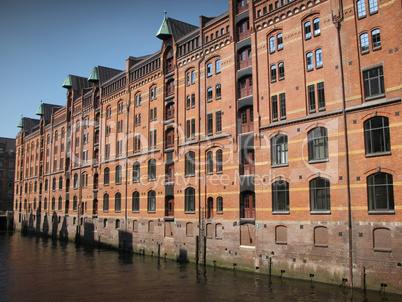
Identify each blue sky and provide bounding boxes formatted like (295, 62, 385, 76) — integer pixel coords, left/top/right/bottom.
(0, 0, 229, 138)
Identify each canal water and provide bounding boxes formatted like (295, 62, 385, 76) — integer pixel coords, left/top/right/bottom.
(0, 232, 399, 302)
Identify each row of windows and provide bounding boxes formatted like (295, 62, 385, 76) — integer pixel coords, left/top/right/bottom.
(98, 170, 393, 216)
(270, 62, 284, 82)
(207, 84, 221, 101)
(205, 26, 229, 43)
(357, 0, 378, 18)
(207, 59, 221, 77)
(360, 29, 381, 53)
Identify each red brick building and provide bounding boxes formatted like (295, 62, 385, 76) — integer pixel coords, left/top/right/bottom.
(14, 0, 401, 293)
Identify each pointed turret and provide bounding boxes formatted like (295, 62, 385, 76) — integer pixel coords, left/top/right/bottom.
(62, 74, 72, 88)
(88, 67, 99, 82)
(17, 115, 23, 128)
(156, 11, 171, 40)
(35, 101, 44, 116)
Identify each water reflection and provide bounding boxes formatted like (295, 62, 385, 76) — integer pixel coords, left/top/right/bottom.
(0, 232, 400, 301)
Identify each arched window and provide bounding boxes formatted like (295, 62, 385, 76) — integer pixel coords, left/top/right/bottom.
(308, 127, 328, 161)
(215, 59, 221, 73)
(166, 79, 175, 97)
(185, 151, 195, 176)
(58, 197, 62, 211)
(314, 226, 328, 247)
(52, 177, 56, 191)
(147, 190, 156, 212)
(132, 191, 140, 212)
(115, 192, 121, 212)
(310, 177, 330, 212)
(278, 62, 285, 79)
(215, 84, 221, 99)
(104, 167, 110, 185)
(360, 33, 369, 53)
(269, 36, 275, 52)
(315, 49, 323, 67)
(371, 29, 381, 49)
(275, 225, 287, 244)
(207, 87, 213, 101)
(367, 173, 394, 211)
(364, 116, 390, 155)
(44, 179, 48, 192)
(51, 197, 55, 211)
(216, 150, 223, 173)
(73, 196, 78, 211)
(44, 198, 47, 211)
(304, 21, 311, 39)
(165, 47, 174, 74)
(272, 180, 289, 213)
(133, 162, 140, 183)
(270, 65, 277, 82)
(115, 165, 122, 184)
(103, 193, 109, 212)
(73, 174, 78, 189)
(148, 159, 156, 181)
(271, 134, 288, 166)
(59, 177, 63, 190)
(313, 18, 320, 36)
(207, 151, 213, 174)
(216, 196, 223, 213)
(185, 187, 195, 212)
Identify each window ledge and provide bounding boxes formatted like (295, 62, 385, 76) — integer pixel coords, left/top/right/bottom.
(358, 15, 366, 20)
(132, 211, 139, 213)
(307, 68, 314, 72)
(318, 107, 326, 112)
(271, 79, 277, 83)
(369, 10, 378, 16)
(316, 65, 323, 69)
(271, 163, 288, 168)
(361, 50, 370, 55)
(207, 99, 213, 103)
(373, 46, 382, 52)
(305, 36, 311, 41)
(185, 211, 196, 214)
(115, 211, 121, 213)
(314, 33, 321, 37)
(308, 159, 329, 164)
(314, 244, 328, 248)
(365, 151, 391, 158)
(368, 210, 395, 215)
(216, 96, 221, 100)
(310, 210, 331, 215)
(275, 241, 287, 245)
(365, 94, 385, 102)
(278, 77, 284, 81)
(272, 211, 290, 215)
(103, 211, 109, 213)
(374, 248, 391, 253)
(185, 174, 195, 178)
(147, 211, 156, 214)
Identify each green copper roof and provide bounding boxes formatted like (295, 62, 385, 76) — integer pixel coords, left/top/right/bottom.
(88, 67, 99, 82)
(62, 74, 72, 88)
(35, 101, 44, 116)
(17, 115, 23, 128)
(156, 11, 171, 40)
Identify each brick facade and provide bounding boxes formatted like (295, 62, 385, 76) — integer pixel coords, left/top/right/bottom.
(13, 0, 401, 294)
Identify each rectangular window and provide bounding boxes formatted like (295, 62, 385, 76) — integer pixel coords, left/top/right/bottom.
(187, 96, 191, 109)
(363, 66, 384, 99)
(191, 94, 195, 108)
(149, 130, 157, 149)
(191, 119, 195, 139)
(216, 111, 222, 133)
(308, 84, 316, 112)
(117, 140, 122, 156)
(207, 113, 213, 135)
(207, 63, 213, 77)
(305, 21, 311, 39)
(279, 93, 286, 119)
(317, 82, 325, 109)
(271, 95, 278, 120)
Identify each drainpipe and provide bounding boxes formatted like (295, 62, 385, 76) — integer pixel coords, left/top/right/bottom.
(332, 2, 353, 289)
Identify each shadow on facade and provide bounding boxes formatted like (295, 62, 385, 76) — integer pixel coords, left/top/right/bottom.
(177, 248, 189, 263)
(35, 209, 41, 234)
(42, 214, 49, 236)
(51, 212, 58, 238)
(118, 230, 133, 253)
(59, 216, 68, 241)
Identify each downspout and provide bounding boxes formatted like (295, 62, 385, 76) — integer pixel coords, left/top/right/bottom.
(198, 28, 206, 265)
(332, 2, 354, 289)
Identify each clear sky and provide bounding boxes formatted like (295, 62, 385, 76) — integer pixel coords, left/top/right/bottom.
(0, 0, 229, 139)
